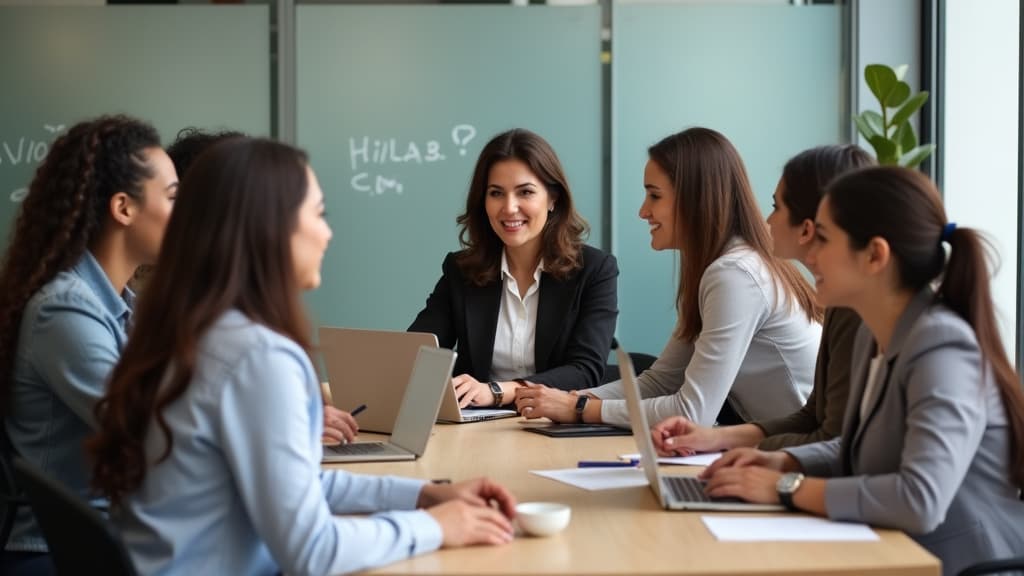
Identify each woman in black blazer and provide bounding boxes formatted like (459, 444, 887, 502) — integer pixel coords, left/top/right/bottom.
(409, 129, 618, 409)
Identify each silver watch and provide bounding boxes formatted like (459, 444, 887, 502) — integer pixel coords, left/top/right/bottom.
(776, 472, 805, 511)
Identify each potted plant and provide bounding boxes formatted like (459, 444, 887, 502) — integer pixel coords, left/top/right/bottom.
(854, 63, 936, 168)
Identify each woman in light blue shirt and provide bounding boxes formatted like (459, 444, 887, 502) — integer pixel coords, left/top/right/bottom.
(0, 115, 178, 575)
(88, 138, 517, 576)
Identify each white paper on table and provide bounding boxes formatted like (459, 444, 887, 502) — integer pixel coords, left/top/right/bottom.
(620, 452, 723, 466)
(530, 467, 649, 491)
(701, 516, 879, 541)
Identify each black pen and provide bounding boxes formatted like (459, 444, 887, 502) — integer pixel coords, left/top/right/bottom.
(350, 404, 367, 417)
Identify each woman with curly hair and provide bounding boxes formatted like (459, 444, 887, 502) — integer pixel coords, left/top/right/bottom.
(409, 128, 618, 410)
(0, 115, 177, 574)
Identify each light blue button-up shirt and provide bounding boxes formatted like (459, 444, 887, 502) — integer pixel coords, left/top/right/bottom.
(5, 251, 133, 552)
(115, 310, 443, 576)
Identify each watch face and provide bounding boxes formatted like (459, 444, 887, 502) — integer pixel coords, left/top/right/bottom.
(575, 395, 589, 411)
(777, 473, 803, 493)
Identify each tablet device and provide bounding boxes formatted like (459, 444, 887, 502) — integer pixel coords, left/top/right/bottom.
(522, 423, 632, 438)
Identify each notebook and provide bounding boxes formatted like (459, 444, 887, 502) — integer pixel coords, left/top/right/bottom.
(319, 327, 438, 434)
(617, 344, 785, 512)
(322, 346, 454, 463)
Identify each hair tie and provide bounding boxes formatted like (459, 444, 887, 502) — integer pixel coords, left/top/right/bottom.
(941, 221, 957, 244)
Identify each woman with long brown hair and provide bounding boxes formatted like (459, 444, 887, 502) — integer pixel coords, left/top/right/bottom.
(410, 128, 618, 409)
(651, 144, 873, 454)
(519, 127, 821, 427)
(702, 166, 1024, 575)
(89, 138, 516, 576)
(0, 115, 177, 575)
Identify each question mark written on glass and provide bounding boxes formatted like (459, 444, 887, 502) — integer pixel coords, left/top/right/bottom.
(451, 124, 477, 157)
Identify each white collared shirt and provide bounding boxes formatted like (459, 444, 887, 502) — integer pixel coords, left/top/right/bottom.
(490, 251, 543, 381)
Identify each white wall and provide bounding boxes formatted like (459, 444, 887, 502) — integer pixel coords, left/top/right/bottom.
(943, 0, 1020, 355)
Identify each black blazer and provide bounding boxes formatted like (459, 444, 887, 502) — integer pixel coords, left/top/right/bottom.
(408, 244, 618, 391)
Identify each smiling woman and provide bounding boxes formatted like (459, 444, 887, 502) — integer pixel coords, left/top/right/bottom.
(409, 128, 619, 410)
(517, 127, 822, 430)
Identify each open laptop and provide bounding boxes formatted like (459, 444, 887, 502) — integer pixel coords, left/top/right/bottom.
(322, 346, 454, 463)
(617, 344, 785, 512)
(436, 380, 518, 423)
(319, 327, 438, 434)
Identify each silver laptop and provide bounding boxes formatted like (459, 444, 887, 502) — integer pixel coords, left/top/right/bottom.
(436, 380, 518, 423)
(322, 346, 454, 463)
(617, 344, 784, 512)
(319, 327, 438, 434)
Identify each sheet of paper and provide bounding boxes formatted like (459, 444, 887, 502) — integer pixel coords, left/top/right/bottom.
(620, 452, 723, 466)
(701, 516, 879, 542)
(530, 467, 649, 491)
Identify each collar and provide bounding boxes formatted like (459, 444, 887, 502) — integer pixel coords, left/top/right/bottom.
(500, 249, 544, 283)
(880, 287, 939, 361)
(71, 251, 134, 324)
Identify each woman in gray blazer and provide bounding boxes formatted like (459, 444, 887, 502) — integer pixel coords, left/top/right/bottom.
(702, 166, 1024, 576)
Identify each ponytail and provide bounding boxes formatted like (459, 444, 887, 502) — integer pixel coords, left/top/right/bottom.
(940, 227, 1024, 488)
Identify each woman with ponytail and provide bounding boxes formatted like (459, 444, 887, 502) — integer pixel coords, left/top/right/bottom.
(702, 166, 1024, 575)
(0, 115, 177, 574)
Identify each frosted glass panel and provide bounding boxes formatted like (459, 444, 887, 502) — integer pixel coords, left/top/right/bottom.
(612, 3, 843, 356)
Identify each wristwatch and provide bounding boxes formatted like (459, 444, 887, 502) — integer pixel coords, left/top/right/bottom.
(574, 395, 589, 423)
(488, 381, 504, 406)
(776, 472, 805, 511)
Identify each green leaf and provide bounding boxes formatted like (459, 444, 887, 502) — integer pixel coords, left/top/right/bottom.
(864, 64, 897, 107)
(869, 135, 899, 164)
(899, 144, 936, 168)
(854, 112, 883, 140)
(885, 81, 911, 109)
(895, 122, 918, 155)
(862, 110, 884, 135)
(894, 64, 909, 81)
(891, 92, 929, 127)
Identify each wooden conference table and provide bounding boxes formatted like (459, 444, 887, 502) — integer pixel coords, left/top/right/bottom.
(324, 418, 939, 576)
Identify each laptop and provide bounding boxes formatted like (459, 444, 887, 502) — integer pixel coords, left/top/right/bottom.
(436, 379, 518, 423)
(617, 344, 785, 512)
(322, 345, 454, 463)
(319, 327, 438, 434)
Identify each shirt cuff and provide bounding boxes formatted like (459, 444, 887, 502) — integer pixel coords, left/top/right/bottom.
(783, 444, 835, 478)
(587, 381, 625, 400)
(380, 509, 444, 556)
(383, 476, 429, 510)
(599, 399, 629, 427)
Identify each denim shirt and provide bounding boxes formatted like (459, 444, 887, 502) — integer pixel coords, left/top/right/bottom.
(5, 251, 133, 552)
(115, 310, 442, 576)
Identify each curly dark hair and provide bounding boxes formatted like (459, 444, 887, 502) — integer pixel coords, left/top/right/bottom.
(0, 114, 161, 414)
(166, 127, 246, 176)
(455, 128, 588, 285)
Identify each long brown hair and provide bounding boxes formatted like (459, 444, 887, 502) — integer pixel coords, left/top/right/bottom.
(827, 166, 1024, 488)
(0, 115, 160, 414)
(781, 144, 874, 225)
(648, 127, 821, 341)
(89, 138, 314, 503)
(455, 128, 588, 285)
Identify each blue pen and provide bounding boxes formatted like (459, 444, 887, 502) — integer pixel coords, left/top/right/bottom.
(350, 404, 367, 417)
(577, 459, 639, 468)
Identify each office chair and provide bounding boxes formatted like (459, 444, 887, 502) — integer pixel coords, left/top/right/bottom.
(957, 556, 1024, 576)
(0, 428, 27, 548)
(603, 338, 658, 384)
(11, 457, 137, 576)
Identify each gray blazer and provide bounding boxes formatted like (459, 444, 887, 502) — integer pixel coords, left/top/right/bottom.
(786, 288, 1024, 576)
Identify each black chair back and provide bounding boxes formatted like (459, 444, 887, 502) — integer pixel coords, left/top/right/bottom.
(11, 457, 136, 576)
(957, 557, 1024, 576)
(0, 425, 27, 548)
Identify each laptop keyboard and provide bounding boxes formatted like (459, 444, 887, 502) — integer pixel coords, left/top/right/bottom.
(326, 442, 390, 455)
(662, 476, 712, 503)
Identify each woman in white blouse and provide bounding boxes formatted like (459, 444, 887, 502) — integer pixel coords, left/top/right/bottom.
(518, 127, 822, 427)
